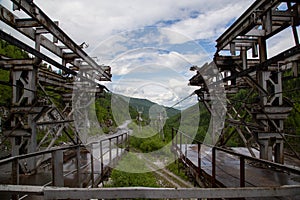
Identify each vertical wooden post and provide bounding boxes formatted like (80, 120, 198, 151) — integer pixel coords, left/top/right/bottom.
(126, 132, 130, 152)
(197, 142, 201, 176)
(230, 42, 236, 56)
(241, 47, 247, 70)
(100, 141, 103, 178)
(288, 2, 300, 45)
(211, 147, 216, 188)
(180, 131, 182, 153)
(175, 129, 178, 151)
(171, 128, 174, 147)
(90, 143, 94, 187)
(274, 142, 284, 164)
(185, 137, 188, 163)
(12, 158, 19, 185)
(172, 128, 177, 164)
(52, 150, 64, 187)
(76, 146, 81, 188)
(121, 134, 124, 152)
(258, 37, 267, 63)
(116, 136, 119, 158)
(240, 156, 245, 187)
(11, 158, 19, 200)
(109, 138, 112, 164)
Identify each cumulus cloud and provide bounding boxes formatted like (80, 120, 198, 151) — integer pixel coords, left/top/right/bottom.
(30, 0, 254, 45)
(166, 2, 255, 42)
(267, 27, 299, 58)
(2, 0, 259, 109)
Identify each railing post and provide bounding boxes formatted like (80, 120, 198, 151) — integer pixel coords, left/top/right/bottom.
(120, 134, 123, 154)
(109, 138, 112, 164)
(172, 128, 177, 164)
(171, 128, 174, 146)
(100, 141, 104, 178)
(116, 135, 119, 158)
(90, 143, 94, 187)
(175, 129, 178, 150)
(197, 142, 201, 176)
(180, 131, 182, 153)
(76, 146, 82, 188)
(121, 133, 125, 153)
(211, 147, 216, 187)
(126, 132, 130, 152)
(185, 137, 188, 163)
(52, 149, 64, 187)
(12, 158, 19, 185)
(240, 156, 245, 187)
(11, 158, 19, 200)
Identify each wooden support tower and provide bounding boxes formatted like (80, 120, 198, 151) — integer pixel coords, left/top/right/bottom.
(0, 0, 111, 173)
(189, 0, 300, 164)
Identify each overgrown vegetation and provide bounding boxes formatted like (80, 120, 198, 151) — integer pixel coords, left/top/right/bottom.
(0, 40, 29, 107)
(163, 102, 211, 144)
(282, 70, 300, 152)
(94, 93, 118, 134)
(220, 88, 258, 147)
(0, 40, 29, 59)
(106, 153, 159, 187)
(129, 122, 167, 152)
(166, 160, 189, 182)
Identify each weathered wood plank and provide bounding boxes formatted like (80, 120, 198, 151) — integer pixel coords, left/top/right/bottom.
(43, 186, 300, 199)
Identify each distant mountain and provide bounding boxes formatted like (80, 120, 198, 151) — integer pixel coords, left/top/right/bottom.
(163, 102, 210, 142)
(97, 93, 180, 127)
(128, 97, 180, 119)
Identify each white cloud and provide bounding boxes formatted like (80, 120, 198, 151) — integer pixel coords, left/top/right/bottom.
(104, 64, 197, 108)
(159, 28, 192, 44)
(167, 2, 255, 42)
(1, 0, 256, 109)
(30, 0, 255, 45)
(267, 27, 299, 58)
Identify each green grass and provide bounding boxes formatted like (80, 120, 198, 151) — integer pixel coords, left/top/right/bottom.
(129, 122, 167, 153)
(106, 153, 159, 187)
(166, 160, 190, 182)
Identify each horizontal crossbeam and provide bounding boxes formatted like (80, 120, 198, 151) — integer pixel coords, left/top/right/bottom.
(0, 185, 299, 199)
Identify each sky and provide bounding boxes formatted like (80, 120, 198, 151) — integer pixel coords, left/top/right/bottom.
(0, 0, 298, 109)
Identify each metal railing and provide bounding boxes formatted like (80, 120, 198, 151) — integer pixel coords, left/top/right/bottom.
(87, 131, 129, 186)
(171, 128, 300, 188)
(0, 130, 300, 199)
(0, 131, 129, 199)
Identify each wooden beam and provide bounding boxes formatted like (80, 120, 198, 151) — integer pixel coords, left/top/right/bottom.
(15, 18, 40, 28)
(0, 5, 63, 58)
(43, 186, 300, 199)
(216, 0, 281, 51)
(1, 185, 299, 199)
(11, 0, 111, 80)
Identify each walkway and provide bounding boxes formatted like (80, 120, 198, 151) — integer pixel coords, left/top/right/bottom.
(189, 145, 299, 186)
